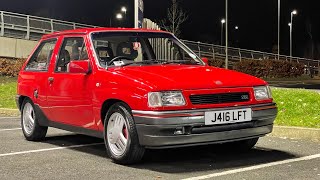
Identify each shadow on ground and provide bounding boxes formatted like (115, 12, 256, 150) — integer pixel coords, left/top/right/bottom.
(41, 134, 297, 174)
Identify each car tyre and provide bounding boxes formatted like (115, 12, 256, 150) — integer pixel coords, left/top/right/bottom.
(104, 102, 145, 164)
(21, 98, 48, 141)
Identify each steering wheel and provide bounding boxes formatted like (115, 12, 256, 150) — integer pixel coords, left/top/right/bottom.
(107, 56, 134, 66)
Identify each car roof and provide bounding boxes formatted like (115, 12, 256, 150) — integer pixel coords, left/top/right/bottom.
(42, 27, 170, 39)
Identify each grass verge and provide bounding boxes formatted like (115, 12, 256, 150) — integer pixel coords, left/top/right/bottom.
(0, 77, 17, 109)
(0, 77, 319, 128)
(272, 88, 320, 128)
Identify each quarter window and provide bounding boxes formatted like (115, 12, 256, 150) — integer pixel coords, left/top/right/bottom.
(56, 37, 88, 73)
(25, 39, 57, 71)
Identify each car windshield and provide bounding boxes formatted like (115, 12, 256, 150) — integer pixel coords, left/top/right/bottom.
(91, 32, 203, 68)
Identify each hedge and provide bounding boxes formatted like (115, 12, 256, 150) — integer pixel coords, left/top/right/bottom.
(207, 58, 304, 78)
(0, 58, 305, 78)
(0, 58, 26, 77)
(233, 59, 305, 78)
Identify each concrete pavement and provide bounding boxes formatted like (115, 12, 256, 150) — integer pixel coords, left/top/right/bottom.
(0, 117, 319, 180)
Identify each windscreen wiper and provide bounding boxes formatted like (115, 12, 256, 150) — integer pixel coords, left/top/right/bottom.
(161, 60, 201, 65)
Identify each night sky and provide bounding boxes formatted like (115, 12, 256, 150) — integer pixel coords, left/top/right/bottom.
(1, 0, 320, 58)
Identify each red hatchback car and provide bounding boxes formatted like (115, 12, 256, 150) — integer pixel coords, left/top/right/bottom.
(17, 28, 277, 164)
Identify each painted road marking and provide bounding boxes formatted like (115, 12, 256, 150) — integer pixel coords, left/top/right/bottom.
(0, 143, 104, 157)
(182, 153, 320, 180)
(0, 117, 20, 120)
(0, 128, 21, 132)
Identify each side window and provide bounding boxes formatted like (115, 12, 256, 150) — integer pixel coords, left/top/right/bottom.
(56, 37, 88, 73)
(25, 39, 57, 71)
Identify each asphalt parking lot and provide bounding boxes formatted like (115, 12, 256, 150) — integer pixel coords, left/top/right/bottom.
(0, 117, 319, 180)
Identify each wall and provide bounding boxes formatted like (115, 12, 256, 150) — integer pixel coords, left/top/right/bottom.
(0, 37, 38, 58)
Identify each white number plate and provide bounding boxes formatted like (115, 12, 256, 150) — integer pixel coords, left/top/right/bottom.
(205, 108, 252, 125)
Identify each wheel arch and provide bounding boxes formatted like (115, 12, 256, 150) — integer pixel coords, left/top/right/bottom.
(100, 99, 132, 125)
(17, 95, 31, 111)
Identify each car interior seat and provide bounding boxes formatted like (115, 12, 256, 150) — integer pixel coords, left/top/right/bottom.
(116, 42, 138, 60)
(57, 49, 71, 72)
(71, 44, 80, 60)
(96, 46, 114, 65)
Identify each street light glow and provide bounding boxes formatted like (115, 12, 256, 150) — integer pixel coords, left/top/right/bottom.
(221, 19, 226, 24)
(289, 9, 298, 59)
(235, 26, 239, 30)
(121, 7, 127, 13)
(292, 10, 298, 15)
(116, 13, 123, 20)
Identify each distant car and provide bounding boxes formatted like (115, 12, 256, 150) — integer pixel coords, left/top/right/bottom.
(16, 28, 277, 164)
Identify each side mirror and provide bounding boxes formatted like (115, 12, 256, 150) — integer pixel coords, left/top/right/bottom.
(201, 57, 209, 66)
(69, 60, 91, 74)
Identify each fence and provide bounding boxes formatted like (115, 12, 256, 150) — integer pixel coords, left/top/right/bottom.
(143, 18, 320, 70)
(183, 40, 320, 69)
(142, 19, 179, 60)
(0, 11, 96, 40)
(1, 11, 319, 70)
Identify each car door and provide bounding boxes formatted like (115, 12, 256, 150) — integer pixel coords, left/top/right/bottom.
(46, 35, 96, 129)
(22, 38, 58, 116)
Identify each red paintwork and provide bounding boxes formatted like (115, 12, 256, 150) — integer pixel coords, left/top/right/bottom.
(201, 57, 209, 66)
(17, 28, 272, 132)
(68, 60, 91, 74)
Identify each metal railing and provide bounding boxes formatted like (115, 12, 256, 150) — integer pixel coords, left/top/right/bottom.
(182, 40, 320, 69)
(142, 18, 320, 69)
(0, 11, 97, 40)
(1, 11, 319, 70)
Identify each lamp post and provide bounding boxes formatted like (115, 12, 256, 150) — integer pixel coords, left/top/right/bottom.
(235, 26, 239, 47)
(121, 7, 127, 21)
(278, 0, 280, 60)
(225, 0, 228, 69)
(116, 13, 123, 27)
(289, 10, 297, 60)
(221, 19, 226, 46)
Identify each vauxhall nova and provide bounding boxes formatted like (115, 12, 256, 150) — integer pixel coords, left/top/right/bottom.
(17, 28, 277, 164)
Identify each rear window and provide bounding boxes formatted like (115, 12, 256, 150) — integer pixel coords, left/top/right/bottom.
(25, 39, 57, 72)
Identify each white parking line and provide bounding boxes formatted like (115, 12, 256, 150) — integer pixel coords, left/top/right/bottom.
(182, 153, 320, 180)
(0, 117, 20, 120)
(0, 128, 21, 132)
(0, 143, 104, 157)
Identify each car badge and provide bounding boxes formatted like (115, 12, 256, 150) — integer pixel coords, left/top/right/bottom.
(241, 95, 249, 100)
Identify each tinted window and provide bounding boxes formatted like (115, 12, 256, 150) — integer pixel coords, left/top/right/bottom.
(91, 32, 202, 68)
(56, 37, 88, 73)
(25, 39, 57, 71)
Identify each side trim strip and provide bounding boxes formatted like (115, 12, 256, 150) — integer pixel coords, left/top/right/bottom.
(33, 104, 103, 139)
(133, 112, 204, 119)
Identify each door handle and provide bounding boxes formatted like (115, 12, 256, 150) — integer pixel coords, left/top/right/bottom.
(48, 77, 54, 83)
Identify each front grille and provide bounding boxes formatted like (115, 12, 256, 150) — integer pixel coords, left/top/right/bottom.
(189, 92, 250, 105)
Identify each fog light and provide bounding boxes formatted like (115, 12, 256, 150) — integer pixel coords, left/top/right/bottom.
(174, 127, 185, 135)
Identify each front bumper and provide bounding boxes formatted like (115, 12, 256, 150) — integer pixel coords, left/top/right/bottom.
(132, 103, 277, 149)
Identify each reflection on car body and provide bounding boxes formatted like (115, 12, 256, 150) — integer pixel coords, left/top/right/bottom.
(16, 28, 277, 164)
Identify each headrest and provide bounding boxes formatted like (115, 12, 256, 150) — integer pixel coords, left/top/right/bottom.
(116, 42, 138, 59)
(96, 46, 114, 58)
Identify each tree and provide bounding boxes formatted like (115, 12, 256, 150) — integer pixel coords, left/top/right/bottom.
(306, 20, 314, 59)
(158, 0, 188, 37)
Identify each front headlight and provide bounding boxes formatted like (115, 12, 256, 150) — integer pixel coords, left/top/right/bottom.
(254, 86, 272, 100)
(148, 91, 186, 107)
